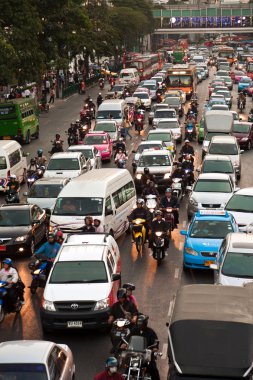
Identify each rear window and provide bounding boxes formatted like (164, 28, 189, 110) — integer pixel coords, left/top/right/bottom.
(84, 135, 108, 145)
(47, 158, 80, 170)
(209, 143, 238, 155)
(28, 184, 63, 198)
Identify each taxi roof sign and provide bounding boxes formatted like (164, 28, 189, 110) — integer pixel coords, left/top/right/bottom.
(198, 210, 227, 216)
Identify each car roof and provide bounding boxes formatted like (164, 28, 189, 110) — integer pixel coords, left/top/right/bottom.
(233, 121, 252, 126)
(198, 173, 230, 180)
(0, 340, 54, 363)
(204, 154, 232, 162)
(50, 152, 82, 159)
(235, 187, 253, 196)
(69, 145, 94, 151)
(31, 177, 69, 185)
(210, 135, 237, 144)
(85, 131, 109, 137)
(139, 140, 163, 145)
(228, 232, 253, 250)
(0, 203, 32, 211)
(58, 242, 106, 262)
(140, 149, 170, 156)
(155, 108, 173, 112)
(148, 129, 172, 134)
(194, 210, 232, 221)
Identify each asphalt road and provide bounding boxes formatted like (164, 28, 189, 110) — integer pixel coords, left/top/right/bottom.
(0, 65, 253, 380)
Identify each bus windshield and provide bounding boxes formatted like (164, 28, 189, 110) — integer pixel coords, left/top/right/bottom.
(167, 75, 192, 87)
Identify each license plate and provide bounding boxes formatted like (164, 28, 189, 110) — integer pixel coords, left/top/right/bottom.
(0, 245, 6, 251)
(67, 321, 83, 328)
(3, 136, 11, 140)
(173, 183, 181, 189)
(204, 260, 213, 267)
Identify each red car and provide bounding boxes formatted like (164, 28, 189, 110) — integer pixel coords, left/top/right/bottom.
(84, 131, 113, 161)
(233, 70, 246, 84)
(231, 121, 253, 150)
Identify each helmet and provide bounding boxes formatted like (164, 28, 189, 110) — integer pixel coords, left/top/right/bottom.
(30, 158, 36, 165)
(136, 198, 144, 205)
(10, 174, 16, 179)
(106, 357, 118, 368)
(119, 137, 123, 141)
(71, 122, 75, 127)
(90, 98, 92, 101)
(155, 210, 163, 216)
(48, 233, 55, 240)
(56, 134, 60, 139)
(137, 314, 149, 327)
(123, 283, 135, 291)
(2, 258, 12, 266)
(117, 288, 127, 300)
(165, 187, 172, 193)
(56, 230, 63, 238)
(144, 167, 149, 175)
(185, 139, 190, 143)
(37, 149, 43, 157)
(99, 92, 101, 95)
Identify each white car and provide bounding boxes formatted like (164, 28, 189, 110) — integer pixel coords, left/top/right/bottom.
(0, 340, 75, 379)
(132, 140, 167, 165)
(133, 91, 151, 110)
(187, 173, 237, 218)
(67, 145, 102, 169)
(152, 109, 178, 128)
(225, 187, 253, 231)
(156, 118, 182, 143)
(44, 152, 90, 179)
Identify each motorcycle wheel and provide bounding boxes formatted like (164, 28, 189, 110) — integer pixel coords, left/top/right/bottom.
(0, 305, 5, 323)
(136, 236, 143, 254)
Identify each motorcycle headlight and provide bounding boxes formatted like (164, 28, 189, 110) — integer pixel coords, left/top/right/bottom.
(42, 298, 56, 312)
(164, 173, 171, 179)
(15, 235, 28, 242)
(185, 247, 198, 256)
(155, 231, 163, 237)
(136, 174, 142, 180)
(94, 298, 109, 311)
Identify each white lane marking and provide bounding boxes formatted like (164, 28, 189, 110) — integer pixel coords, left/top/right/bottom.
(174, 267, 179, 279)
(167, 300, 173, 317)
(161, 343, 168, 360)
(179, 242, 184, 251)
(182, 220, 186, 227)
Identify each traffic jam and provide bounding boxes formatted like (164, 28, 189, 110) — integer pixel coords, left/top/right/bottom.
(1, 36, 253, 380)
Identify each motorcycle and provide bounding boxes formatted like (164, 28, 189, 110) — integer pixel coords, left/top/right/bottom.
(28, 255, 52, 294)
(171, 177, 183, 201)
(115, 158, 126, 169)
(135, 113, 144, 135)
(185, 123, 195, 141)
(66, 131, 79, 146)
(145, 195, 158, 214)
(238, 99, 245, 113)
(50, 140, 63, 155)
(99, 79, 105, 89)
(0, 280, 24, 323)
(110, 318, 131, 356)
(119, 335, 161, 379)
(5, 190, 19, 204)
(131, 218, 146, 254)
(27, 169, 39, 188)
(39, 101, 49, 113)
(152, 231, 166, 264)
(162, 208, 176, 237)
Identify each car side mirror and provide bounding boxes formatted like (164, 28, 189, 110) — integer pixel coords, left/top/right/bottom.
(240, 150, 244, 154)
(82, 165, 87, 169)
(23, 192, 28, 196)
(239, 118, 242, 121)
(112, 273, 121, 281)
(96, 154, 100, 157)
(180, 230, 187, 236)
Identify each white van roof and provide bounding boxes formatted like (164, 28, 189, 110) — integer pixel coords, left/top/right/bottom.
(98, 99, 126, 111)
(0, 140, 21, 152)
(58, 168, 133, 198)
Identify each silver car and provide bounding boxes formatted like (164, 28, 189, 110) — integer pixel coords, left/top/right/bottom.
(149, 105, 175, 125)
(0, 340, 75, 379)
(152, 109, 177, 128)
(187, 173, 237, 219)
(157, 118, 182, 143)
(67, 145, 102, 169)
(197, 154, 236, 185)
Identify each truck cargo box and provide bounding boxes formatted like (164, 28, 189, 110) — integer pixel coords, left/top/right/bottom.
(205, 110, 233, 133)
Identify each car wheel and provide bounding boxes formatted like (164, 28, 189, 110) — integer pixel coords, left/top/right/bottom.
(29, 238, 35, 256)
(25, 130, 31, 144)
(247, 141, 252, 150)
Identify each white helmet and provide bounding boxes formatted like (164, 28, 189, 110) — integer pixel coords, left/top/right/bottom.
(10, 174, 16, 179)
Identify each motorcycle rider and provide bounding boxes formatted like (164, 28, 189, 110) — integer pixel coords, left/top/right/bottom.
(160, 188, 179, 226)
(131, 314, 160, 380)
(5, 174, 20, 203)
(108, 288, 138, 324)
(51, 134, 63, 153)
(97, 93, 103, 108)
(55, 230, 64, 245)
(115, 148, 127, 167)
(142, 181, 159, 199)
(36, 148, 47, 167)
(34, 233, 61, 277)
(181, 154, 195, 186)
(141, 168, 155, 187)
(0, 258, 24, 307)
(179, 140, 194, 160)
(128, 199, 151, 240)
(28, 157, 38, 173)
(149, 210, 170, 251)
(94, 357, 124, 380)
(81, 216, 96, 233)
(237, 91, 246, 108)
(114, 138, 127, 158)
(67, 122, 79, 145)
(122, 283, 138, 307)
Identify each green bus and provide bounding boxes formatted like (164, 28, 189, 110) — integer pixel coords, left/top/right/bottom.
(0, 98, 39, 144)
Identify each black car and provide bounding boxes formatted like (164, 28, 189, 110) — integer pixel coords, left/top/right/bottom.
(0, 204, 49, 256)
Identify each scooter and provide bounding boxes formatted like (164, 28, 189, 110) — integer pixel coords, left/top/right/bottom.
(162, 208, 175, 237)
(185, 123, 195, 141)
(131, 218, 146, 254)
(50, 140, 63, 154)
(27, 170, 39, 188)
(238, 99, 245, 113)
(0, 280, 23, 323)
(145, 194, 158, 214)
(115, 159, 126, 169)
(28, 255, 51, 294)
(5, 190, 19, 204)
(171, 177, 183, 201)
(99, 78, 105, 89)
(110, 318, 131, 357)
(152, 231, 166, 265)
(66, 131, 79, 146)
(135, 114, 144, 135)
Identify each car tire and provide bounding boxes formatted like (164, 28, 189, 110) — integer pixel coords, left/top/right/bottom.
(247, 141, 252, 150)
(29, 238, 35, 256)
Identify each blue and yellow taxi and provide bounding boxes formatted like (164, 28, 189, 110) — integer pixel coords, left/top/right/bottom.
(180, 210, 238, 270)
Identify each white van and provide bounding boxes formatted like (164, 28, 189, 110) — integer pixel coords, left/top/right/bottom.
(0, 140, 28, 190)
(119, 68, 140, 86)
(50, 168, 136, 238)
(96, 99, 128, 128)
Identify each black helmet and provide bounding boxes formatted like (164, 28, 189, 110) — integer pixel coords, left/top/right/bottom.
(55, 134, 60, 139)
(137, 314, 149, 327)
(117, 288, 127, 300)
(30, 158, 36, 165)
(123, 283, 135, 291)
(144, 167, 149, 175)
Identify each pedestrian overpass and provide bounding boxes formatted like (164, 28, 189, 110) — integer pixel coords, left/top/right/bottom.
(152, 3, 253, 34)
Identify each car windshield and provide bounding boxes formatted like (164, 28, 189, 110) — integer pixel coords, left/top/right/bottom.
(0, 210, 30, 226)
(158, 121, 178, 129)
(53, 197, 103, 216)
(96, 110, 121, 119)
(137, 144, 161, 153)
(190, 220, 233, 238)
(232, 124, 250, 133)
(69, 148, 93, 159)
(209, 143, 238, 155)
(28, 184, 63, 198)
(47, 158, 79, 171)
(222, 252, 253, 278)
(143, 84, 156, 90)
(135, 93, 148, 100)
(0, 364, 47, 380)
(203, 160, 233, 174)
(240, 78, 251, 83)
(148, 133, 171, 142)
(50, 260, 108, 284)
(139, 154, 171, 167)
(164, 98, 180, 106)
(211, 105, 229, 111)
(0, 156, 7, 169)
(217, 91, 230, 98)
(84, 135, 108, 145)
(112, 85, 125, 91)
(155, 111, 173, 118)
(226, 194, 253, 213)
(194, 179, 231, 193)
(95, 123, 116, 132)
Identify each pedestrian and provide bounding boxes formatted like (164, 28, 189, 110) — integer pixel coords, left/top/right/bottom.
(121, 117, 132, 140)
(80, 80, 86, 94)
(48, 87, 55, 104)
(45, 78, 50, 94)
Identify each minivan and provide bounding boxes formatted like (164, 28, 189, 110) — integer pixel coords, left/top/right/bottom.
(96, 99, 128, 129)
(50, 168, 136, 238)
(0, 140, 28, 190)
(119, 68, 140, 86)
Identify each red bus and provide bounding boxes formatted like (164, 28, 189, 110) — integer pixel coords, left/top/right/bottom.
(246, 57, 253, 79)
(130, 53, 164, 81)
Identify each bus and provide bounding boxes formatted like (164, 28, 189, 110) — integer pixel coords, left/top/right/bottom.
(165, 64, 197, 99)
(130, 53, 162, 81)
(217, 46, 236, 65)
(246, 57, 253, 79)
(0, 98, 39, 144)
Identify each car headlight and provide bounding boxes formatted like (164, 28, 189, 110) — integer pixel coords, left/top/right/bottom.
(94, 298, 109, 311)
(15, 235, 29, 242)
(42, 299, 56, 312)
(136, 173, 142, 180)
(189, 197, 197, 206)
(164, 173, 171, 179)
(185, 247, 198, 256)
(233, 161, 239, 167)
(241, 137, 248, 141)
(102, 149, 109, 153)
